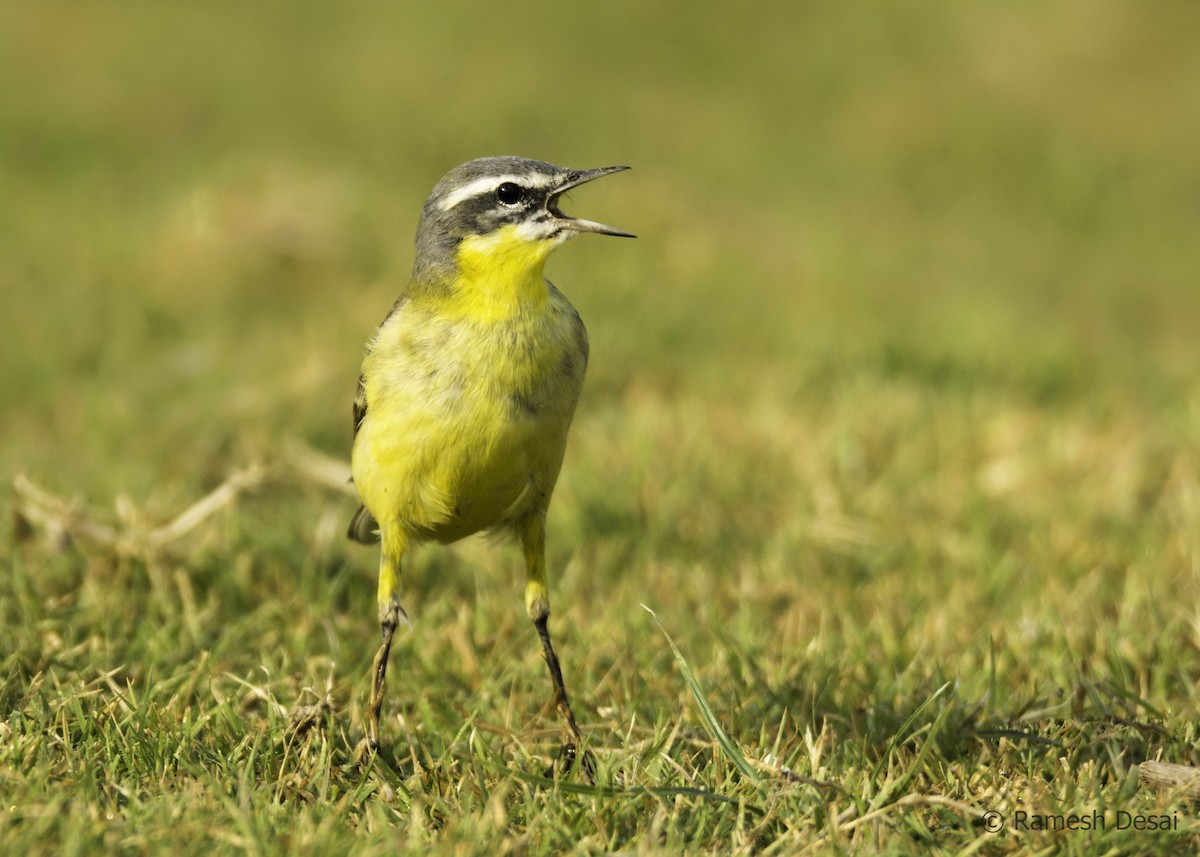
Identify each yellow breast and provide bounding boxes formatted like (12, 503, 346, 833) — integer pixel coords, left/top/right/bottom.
(350, 237, 587, 546)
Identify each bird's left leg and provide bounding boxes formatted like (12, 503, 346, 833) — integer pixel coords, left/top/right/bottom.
(520, 515, 592, 781)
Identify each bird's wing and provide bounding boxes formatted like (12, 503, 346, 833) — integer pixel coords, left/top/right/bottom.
(348, 293, 411, 543)
(348, 376, 378, 543)
(352, 373, 368, 438)
(352, 292, 411, 440)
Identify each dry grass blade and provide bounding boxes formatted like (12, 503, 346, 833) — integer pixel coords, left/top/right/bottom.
(12, 473, 119, 547)
(1138, 761, 1200, 804)
(281, 438, 356, 495)
(11, 464, 265, 556)
(145, 463, 266, 548)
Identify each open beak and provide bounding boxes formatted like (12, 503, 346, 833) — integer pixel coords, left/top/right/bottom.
(549, 166, 635, 238)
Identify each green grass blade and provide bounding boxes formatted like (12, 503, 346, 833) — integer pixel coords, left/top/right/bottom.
(642, 604, 763, 786)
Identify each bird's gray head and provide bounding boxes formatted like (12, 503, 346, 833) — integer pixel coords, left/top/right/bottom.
(412, 156, 633, 283)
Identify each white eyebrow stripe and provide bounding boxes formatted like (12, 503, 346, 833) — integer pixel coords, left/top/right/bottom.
(438, 173, 555, 212)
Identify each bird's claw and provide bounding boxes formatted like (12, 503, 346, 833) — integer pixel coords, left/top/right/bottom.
(543, 741, 596, 784)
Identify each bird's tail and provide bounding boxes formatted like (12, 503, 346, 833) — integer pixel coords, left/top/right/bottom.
(347, 504, 381, 544)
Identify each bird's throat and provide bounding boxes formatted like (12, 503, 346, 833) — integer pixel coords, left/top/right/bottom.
(444, 226, 558, 322)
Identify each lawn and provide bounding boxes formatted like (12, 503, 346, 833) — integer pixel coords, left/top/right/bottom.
(3, 1, 1200, 853)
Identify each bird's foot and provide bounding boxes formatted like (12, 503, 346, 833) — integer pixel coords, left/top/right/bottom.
(543, 741, 596, 784)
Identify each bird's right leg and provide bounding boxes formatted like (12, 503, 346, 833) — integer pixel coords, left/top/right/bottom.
(519, 516, 593, 782)
(364, 535, 407, 752)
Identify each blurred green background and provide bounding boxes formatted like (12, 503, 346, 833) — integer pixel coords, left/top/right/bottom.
(4, 0, 1196, 499)
(4, 0, 1200, 849)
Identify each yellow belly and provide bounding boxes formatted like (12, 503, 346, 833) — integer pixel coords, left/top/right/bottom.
(352, 401, 559, 544)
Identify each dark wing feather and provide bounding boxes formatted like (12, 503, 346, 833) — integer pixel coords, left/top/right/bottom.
(347, 503, 380, 544)
(347, 374, 379, 542)
(352, 373, 368, 438)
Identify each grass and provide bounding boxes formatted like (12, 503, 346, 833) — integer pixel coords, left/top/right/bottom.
(3, 0, 1200, 852)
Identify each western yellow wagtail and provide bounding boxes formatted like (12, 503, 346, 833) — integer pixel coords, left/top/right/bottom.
(347, 156, 632, 772)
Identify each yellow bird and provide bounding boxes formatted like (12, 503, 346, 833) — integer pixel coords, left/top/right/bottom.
(348, 156, 632, 771)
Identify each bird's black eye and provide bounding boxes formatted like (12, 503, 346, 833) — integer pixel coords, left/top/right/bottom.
(496, 182, 524, 206)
